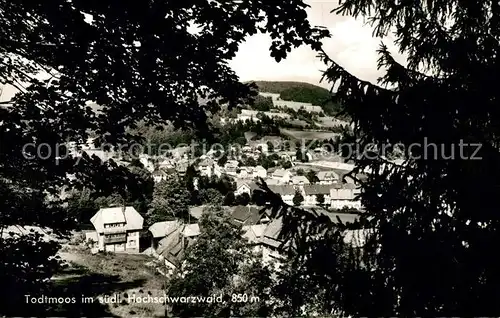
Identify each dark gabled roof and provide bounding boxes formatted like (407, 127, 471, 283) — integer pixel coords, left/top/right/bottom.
(303, 208, 360, 224)
(260, 218, 286, 249)
(169, 239, 183, 257)
(303, 184, 332, 195)
(164, 237, 196, 268)
(158, 227, 196, 268)
(331, 182, 358, 190)
(152, 169, 168, 176)
(231, 205, 262, 225)
(263, 218, 282, 240)
(268, 185, 296, 196)
(247, 182, 260, 191)
(236, 181, 260, 191)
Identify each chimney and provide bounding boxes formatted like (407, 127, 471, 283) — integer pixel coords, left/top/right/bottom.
(121, 204, 127, 224)
(181, 224, 186, 251)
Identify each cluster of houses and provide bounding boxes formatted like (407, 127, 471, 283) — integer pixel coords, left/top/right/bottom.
(85, 204, 366, 276)
(235, 180, 361, 209)
(75, 91, 366, 273)
(141, 140, 363, 210)
(260, 92, 324, 113)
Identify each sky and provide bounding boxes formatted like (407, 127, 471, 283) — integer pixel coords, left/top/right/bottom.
(230, 0, 404, 89)
(0, 0, 404, 102)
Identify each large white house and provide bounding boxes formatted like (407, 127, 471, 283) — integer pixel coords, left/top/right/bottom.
(330, 185, 362, 210)
(90, 206, 144, 253)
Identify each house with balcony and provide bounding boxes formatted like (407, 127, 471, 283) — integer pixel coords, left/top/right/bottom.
(90, 206, 144, 253)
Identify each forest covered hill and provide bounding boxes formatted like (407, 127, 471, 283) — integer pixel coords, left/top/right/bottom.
(250, 81, 342, 115)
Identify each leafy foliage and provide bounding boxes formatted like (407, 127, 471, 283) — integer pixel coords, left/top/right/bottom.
(234, 192, 251, 206)
(198, 188, 224, 205)
(281, 160, 293, 169)
(0, 233, 62, 316)
(306, 170, 319, 184)
(316, 193, 325, 206)
(295, 148, 309, 162)
(147, 176, 191, 224)
(280, 86, 341, 115)
(166, 205, 273, 317)
(0, 1, 328, 312)
(266, 141, 275, 153)
(292, 191, 304, 206)
(223, 191, 236, 206)
(250, 95, 273, 112)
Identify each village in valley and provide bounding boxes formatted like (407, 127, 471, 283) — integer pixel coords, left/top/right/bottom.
(4, 85, 374, 317)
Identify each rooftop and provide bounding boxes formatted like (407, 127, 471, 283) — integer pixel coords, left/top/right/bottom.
(303, 184, 333, 195)
(182, 224, 200, 237)
(242, 224, 268, 243)
(90, 206, 144, 232)
(268, 184, 296, 196)
(149, 220, 181, 238)
(230, 205, 263, 226)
